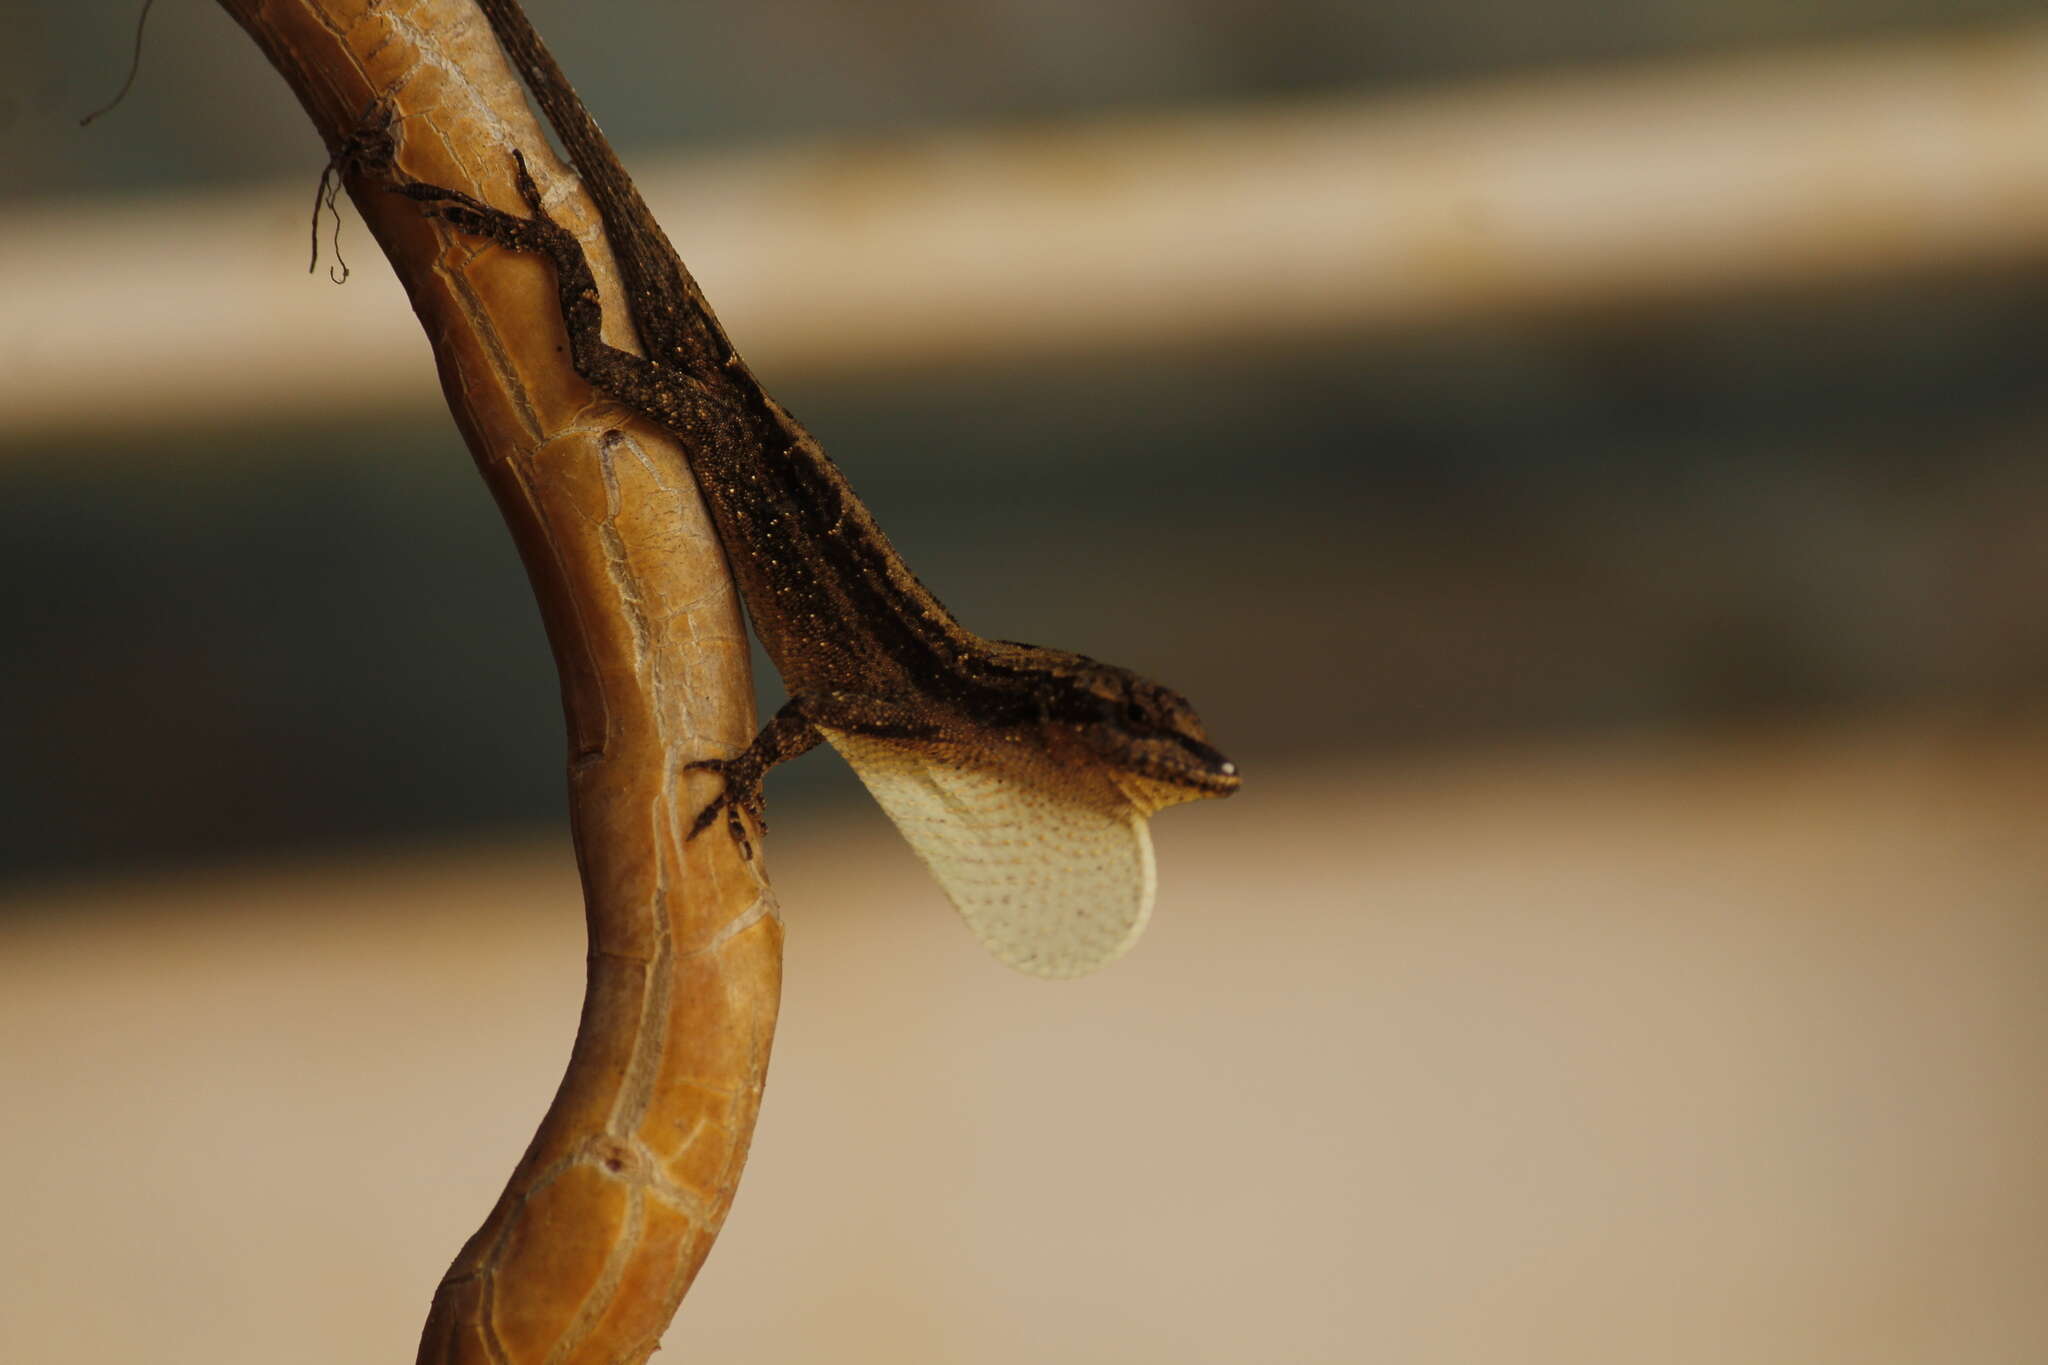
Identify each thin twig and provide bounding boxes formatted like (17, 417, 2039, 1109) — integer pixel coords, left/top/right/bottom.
(79, 0, 160, 126)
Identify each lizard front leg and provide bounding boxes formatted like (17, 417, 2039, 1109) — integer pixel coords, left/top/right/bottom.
(686, 697, 824, 850)
(687, 692, 948, 852)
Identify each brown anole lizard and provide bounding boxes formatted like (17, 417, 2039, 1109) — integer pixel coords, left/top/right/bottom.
(398, 0, 1239, 976)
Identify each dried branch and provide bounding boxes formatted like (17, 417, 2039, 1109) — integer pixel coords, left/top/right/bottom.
(214, 3, 782, 1360)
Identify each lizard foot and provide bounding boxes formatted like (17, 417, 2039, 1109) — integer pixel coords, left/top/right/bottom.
(393, 149, 575, 256)
(681, 701, 825, 858)
(686, 754, 768, 858)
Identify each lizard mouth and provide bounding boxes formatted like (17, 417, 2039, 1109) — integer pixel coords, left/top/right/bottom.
(1066, 711, 1240, 797)
(1151, 735, 1241, 794)
(1109, 736, 1239, 814)
(1179, 740, 1236, 794)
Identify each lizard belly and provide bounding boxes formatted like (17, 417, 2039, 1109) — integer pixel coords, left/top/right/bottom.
(817, 727, 1157, 978)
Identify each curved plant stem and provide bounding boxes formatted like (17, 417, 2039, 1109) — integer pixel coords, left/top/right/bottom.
(214, 3, 783, 1360)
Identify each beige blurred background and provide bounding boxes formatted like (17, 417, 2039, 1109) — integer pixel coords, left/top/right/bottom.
(6, 1, 2048, 1361)
(4, 724, 2045, 1362)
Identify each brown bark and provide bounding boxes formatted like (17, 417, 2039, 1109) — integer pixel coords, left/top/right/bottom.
(214, 3, 782, 1361)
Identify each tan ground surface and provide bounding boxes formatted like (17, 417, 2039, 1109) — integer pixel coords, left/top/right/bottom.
(3, 719, 2044, 1362)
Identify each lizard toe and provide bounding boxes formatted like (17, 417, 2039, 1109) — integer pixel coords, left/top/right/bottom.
(686, 792, 730, 840)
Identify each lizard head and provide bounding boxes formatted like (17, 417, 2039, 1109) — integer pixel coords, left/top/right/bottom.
(1043, 657, 1240, 813)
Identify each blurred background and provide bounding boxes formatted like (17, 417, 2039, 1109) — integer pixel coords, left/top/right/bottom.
(4, 1, 2046, 1362)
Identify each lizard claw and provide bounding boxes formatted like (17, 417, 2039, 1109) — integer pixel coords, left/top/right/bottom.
(507, 148, 548, 217)
(680, 704, 819, 858)
(687, 755, 767, 857)
(391, 179, 494, 217)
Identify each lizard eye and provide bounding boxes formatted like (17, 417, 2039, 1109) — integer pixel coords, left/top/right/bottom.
(1121, 701, 1148, 728)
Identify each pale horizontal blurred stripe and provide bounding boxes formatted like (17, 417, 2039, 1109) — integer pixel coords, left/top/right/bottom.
(2, 718, 2044, 1363)
(11, 24, 2048, 442)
